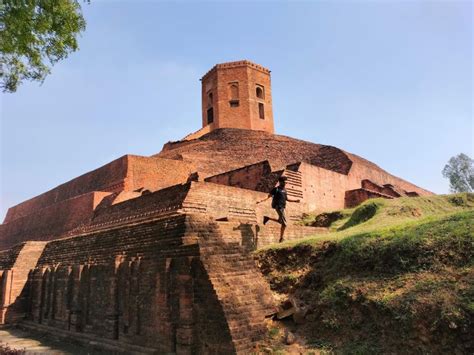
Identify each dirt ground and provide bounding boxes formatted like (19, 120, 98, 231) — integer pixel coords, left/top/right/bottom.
(0, 327, 107, 355)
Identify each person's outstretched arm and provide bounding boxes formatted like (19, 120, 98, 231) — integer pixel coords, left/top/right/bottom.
(256, 195, 272, 204)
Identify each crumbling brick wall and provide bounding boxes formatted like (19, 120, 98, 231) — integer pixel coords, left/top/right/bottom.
(0, 192, 111, 249)
(205, 160, 273, 190)
(126, 156, 196, 193)
(346, 153, 432, 196)
(344, 189, 393, 208)
(2, 155, 194, 233)
(3, 156, 130, 224)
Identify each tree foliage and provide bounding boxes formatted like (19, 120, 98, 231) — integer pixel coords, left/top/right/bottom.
(0, 0, 86, 92)
(442, 153, 474, 193)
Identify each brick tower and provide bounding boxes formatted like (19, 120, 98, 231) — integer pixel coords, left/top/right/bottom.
(201, 60, 274, 134)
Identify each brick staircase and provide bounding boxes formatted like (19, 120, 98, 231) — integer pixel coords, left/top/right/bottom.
(0, 243, 25, 269)
(0, 241, 47, 323)
(200, 248, 274, 353)
(283, 169, 304, 201)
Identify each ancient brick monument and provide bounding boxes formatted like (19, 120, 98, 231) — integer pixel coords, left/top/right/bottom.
(0, 61, 432, 353)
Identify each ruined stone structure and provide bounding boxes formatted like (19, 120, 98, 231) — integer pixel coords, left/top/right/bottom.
(0, 61, 432, 353)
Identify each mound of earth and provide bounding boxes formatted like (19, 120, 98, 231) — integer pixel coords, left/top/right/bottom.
(255, 194, 474, 354)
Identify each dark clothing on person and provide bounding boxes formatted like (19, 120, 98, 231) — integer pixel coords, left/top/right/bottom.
(270, 186, 287, 209)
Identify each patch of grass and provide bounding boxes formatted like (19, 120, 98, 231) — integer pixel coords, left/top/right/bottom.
(306, 339, 334, 353)
(340, 341, 380, 355)
(318, 211, 474, 279)
(339, 202, 380, 230)
(448, 193, 474, 207)
(319, 279, 355, 307)
(268, 326, 280, 339)
(269, 273, 300, 293)
(263, 193, 474, 251)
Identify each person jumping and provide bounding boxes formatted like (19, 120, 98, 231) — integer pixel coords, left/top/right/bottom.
(257, 176, 300, 243)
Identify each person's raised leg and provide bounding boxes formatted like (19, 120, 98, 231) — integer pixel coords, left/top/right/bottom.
(263, 215, 280, 225)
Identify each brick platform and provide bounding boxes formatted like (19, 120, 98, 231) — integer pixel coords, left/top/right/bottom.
(0, 213, 321, 353)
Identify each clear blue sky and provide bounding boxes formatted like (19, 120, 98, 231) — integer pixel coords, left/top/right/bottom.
(1, 0, 472, 221)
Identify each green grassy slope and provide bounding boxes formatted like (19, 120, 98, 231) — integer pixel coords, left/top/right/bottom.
(289, 192, 474, 244)
(256, 194, 474, 354)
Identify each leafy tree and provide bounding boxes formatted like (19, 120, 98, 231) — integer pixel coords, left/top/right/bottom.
(0, 0, 87, 93)
(442, 153, 474, 193)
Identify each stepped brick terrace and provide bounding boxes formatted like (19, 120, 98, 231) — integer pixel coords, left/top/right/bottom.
(0, 60, 432, 354)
